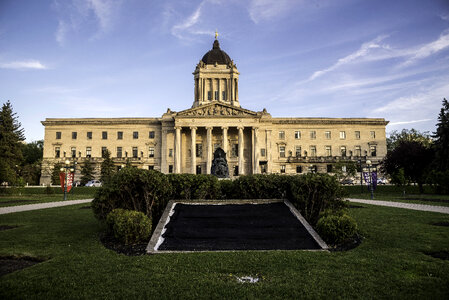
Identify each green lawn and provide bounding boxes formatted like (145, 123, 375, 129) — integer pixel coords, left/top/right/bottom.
(1, 202, 448, 299)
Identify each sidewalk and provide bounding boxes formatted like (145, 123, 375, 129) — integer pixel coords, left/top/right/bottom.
(0, 199, 93, 215)
(346, 198, 449, 214)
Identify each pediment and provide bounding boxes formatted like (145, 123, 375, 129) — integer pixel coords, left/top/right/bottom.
(176, 103, 258, 117)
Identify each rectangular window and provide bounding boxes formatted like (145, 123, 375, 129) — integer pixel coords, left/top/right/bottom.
(214, 91, 219, 100)
(168, 165, 173, 173)
(280, 165, 286, 174)
(55, 147, 60, 158)
(341, 146, 347, 157)
(133, 147, 138, 158)
(102, 131, 108, 140)
(295, 131, 301, 139)
(149, 147, 154, 158)
(295, 146, 301, 157)
(231, 144, 238, 157)
(87, 132, 92, 140)
(222, 91, 226, 100)
(56, 132, 61, 139)
(325, 146, 332, 157)
(370, 131, 376, 138)
(327, 164, 333, 173)
(296, 166, 302, 173)
(196, 144, 203, 157)
(279, 146, 286, 158)
(169, 149, 173, 157)
(355, 131, 360, 140)
(325, 131, 331, 139)
(340, 131, 346, 139)
(71, 147, 76, 158)
(148, 165, 154, 170)
(117, 131, 123, 140)
(279, 131, 285, 139)
(86, 147, 91, 158)
(196, 165, 202, 175)
(355, 146, 361, 156)
(117, 147, 122, 158)
(260, 148, 266, 157)
(72, 132, 77, 139)
(310, 131, 316, 139)
(370, 145, 377, 157)
(133, 131, 139, 139)
(149, 131, 155, 139)
(207, 91, 212, 100)
(102, 147, 107, 158)
(310, 146, 317, 157)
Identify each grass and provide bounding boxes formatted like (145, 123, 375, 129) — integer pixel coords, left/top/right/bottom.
(1, 202, 448, 299)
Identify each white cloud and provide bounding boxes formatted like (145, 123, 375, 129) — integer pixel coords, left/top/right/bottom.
(171, 1, 212, 39)
(401, 30, 449, 66)
(0, 60, 47, 70)
(388, 119, 433, 126)
(248, 0, 299, 24)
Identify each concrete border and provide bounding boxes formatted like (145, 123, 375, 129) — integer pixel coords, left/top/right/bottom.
(147, 199, 328, 254)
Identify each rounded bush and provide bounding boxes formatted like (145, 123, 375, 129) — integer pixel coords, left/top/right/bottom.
(106, 208, 152, 245)
(316, 213, 357, 245)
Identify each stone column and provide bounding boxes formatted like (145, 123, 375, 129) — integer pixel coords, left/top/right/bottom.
(238, 126, 244, 175)
(252, 127, 259, 174)
(206, 126, 213, 174)
(266, 129, 272, 174)
(221, 126, 228, 158)
(161, 128, 168, 173)
(174, 127, 181, 173)
(190, 126, 197, 174)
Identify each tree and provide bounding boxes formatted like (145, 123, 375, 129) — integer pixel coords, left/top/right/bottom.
(381, 140, 434, 193)
(100, 150, 115, 183)
(333, 160, 357, 182)
(387, 129, 433, 152)
(433, 98, 449, 171)
(20, 140, 43, 185)
(51, 162, 62, 185)
(80, 159, 95, 185)
(0, 100, 25, 185)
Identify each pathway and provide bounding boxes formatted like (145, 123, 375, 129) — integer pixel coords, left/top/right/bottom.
(346, 198, 449, 215)
(0, 199, 93, 215)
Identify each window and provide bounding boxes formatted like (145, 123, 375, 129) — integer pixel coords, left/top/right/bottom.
(279, 146, 286, 158)
(260, 148, 266, 157)
(296, 166, 302, 174)
(207, 91, 212, 100)
(325, 146, 332, 157)
(87, 132, 92, 139)
(56, 132, 61, 139)
(214, 91, 219, 100)
(169, 149, 173, 157)
(310, 146, 317, 157)
(196, 165, 202, 175)
(86, 147, 91, 158)
(370, 145, 377, 157)
(55, 147, 60, 158)
(234, 166, 239, 176)
(149, 147, 154, 158)
(355, 131, 360, 139)
(370, 131, 376, 138)
(327, 164, 333, 173)
(102, 131, 108, 140)
(295, 131, 301, 139)
(168, 165, 173, 173)
(149, 131, 155, 139)
(196, 144, 203, 157)
(133, 131, 139, 139)
(309, 165, 317, 173)
(325, 131, 331, 139)
(341, 146, 347, 157)
(148, 165, 154, 170)
(132, 147, 138, 158)
(71, 147, 76, 158)
(310, 131, 316, 139)
(355, 146, 361, 156)
(72, 132, 77, 139)
(222, 91, 226, 100)
(295, 146, 301, 157)
(279, 131, 285, 139)
(102, 147, 108, 158)
(280, 165, 286, 174)
(340, 131, 346, 139)
(231, 144, 238, 157)
(117, 147, 122, 158)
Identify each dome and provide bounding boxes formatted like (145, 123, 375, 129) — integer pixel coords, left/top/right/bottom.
(201, 39, 232, 65)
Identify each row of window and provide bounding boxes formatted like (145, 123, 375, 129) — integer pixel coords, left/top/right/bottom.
(54, 146, 156, 159)
(278, 145, 377, 157)
(55, 131, 156, 140)
(281, 130, 376, 140)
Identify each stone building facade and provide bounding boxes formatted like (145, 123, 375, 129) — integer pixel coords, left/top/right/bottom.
(40, 38, 388, 184)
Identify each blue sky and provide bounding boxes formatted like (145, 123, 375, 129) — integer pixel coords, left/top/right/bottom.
(1, 0, 448, 142)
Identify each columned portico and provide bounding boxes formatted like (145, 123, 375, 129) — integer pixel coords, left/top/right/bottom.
(238, 126, 244, 175)
(190, 126, 197, 174)
(174, 126, 181, 173)
(221, 126, 228, 158)
(206, 126, 213, 174)
(252, 127, 259, 174)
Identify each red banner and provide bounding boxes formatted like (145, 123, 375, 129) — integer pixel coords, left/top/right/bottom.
(60, 172, 75, 193)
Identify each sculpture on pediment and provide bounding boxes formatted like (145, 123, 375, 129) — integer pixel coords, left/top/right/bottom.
(211, 148, 229, 178)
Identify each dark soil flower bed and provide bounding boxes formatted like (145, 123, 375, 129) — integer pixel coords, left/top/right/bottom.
(100, 234, 148, 256)
(423, 251, 449, 260)
(0, 225, 18, 231)
(0, 256, 46, 277)
(329, 234, 363, 252)
(432, 221, 449, 227)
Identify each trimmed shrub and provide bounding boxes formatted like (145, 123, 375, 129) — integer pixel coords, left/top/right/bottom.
(227, 174, 293, 199)
(316, 213, 358, 245)
(106, 209, 152, 245)
(168, 173, 220, 200)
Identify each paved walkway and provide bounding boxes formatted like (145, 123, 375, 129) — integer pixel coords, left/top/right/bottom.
(346, 198, 449, 214)
(0, 199, 93, 215)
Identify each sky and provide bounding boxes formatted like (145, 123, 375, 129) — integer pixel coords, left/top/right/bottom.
(1, 0, 449, 142)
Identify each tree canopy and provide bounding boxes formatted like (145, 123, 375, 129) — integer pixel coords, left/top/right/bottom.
(387, 128, 433, 152)
(433, 98, 449, 171)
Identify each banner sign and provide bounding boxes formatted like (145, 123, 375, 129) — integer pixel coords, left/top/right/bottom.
(362, 171, 377, 191)
(59, 172, 75, 193)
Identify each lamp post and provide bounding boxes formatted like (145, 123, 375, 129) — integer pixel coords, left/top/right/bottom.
(358, 159, 363, 193)
(60, 159, 75, 201)
(366, 160, 374, 200)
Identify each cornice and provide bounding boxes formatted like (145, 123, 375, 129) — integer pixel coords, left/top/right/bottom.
(268, 118, 389, 126)
(41, 118, 161, 126)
